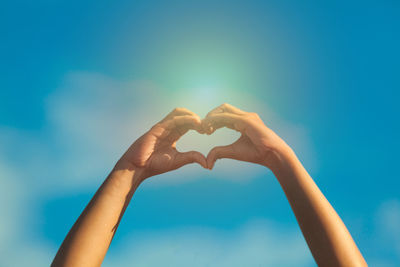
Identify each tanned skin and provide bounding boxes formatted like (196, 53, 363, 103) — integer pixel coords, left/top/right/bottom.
(52, 104, 367, 267)
(203, 104, 367, 267)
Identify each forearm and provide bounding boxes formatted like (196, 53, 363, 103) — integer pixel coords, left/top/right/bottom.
(52, 161, 144, 267)
(271, 148, 367, 266)
(51, 108, 207, 266)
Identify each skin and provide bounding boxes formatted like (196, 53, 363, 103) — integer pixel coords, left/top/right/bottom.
(51, 108, 207, 267)
(203, 104, 367, 267)
(52, 104, 367, 267)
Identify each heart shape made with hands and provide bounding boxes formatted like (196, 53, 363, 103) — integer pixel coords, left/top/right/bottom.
(134, 104, 273, 176)
(160, 104, 259, 171)
(176, 126, 241, 158)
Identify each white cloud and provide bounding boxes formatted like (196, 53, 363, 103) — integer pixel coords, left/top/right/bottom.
(43, 71, 316, 188)
(375, 199, 400, 257)
(0, 158, 22, 250)
(359, 199, 400, 266)
(4, 70, 400, 266)
(103, 219, 315, 267)
(0, 70, 319, 266)
(44, 71, 168, 189)
(376, 199, 400, 237)
(0, 156, 54, 267)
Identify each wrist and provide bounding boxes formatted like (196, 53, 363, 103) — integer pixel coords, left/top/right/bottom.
(111, 159, 146, 190)
(269, 146, 304, 181)
(264, 144, 298, 175)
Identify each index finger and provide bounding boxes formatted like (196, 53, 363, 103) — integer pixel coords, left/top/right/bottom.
(161, 107, 200, 123)
(162, 115, 204, 136)
(202, 113, 245, 134)
(205, 103, 246, 118)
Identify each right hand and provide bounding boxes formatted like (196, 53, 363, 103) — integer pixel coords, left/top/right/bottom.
(202, 103, 292, 172)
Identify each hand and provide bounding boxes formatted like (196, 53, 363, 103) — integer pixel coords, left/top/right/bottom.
(202, 103, 292, 171)
(117, 108, 207, 180)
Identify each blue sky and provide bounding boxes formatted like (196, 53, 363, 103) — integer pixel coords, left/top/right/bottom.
(1, 0, 399, 266)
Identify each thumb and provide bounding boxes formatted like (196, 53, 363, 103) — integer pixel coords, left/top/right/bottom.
(174, 151, 207, 170)
(206, 145, 236, 170)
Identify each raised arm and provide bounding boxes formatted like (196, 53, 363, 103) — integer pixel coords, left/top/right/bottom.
(203, 103, 367, 267)
(52, 108, 207, 267)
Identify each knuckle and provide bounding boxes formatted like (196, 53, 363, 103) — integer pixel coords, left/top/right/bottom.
(213, 147, 221, 156)
(248, 112, 259, 119)
(151, 122, 163, 130)
(221, 103, 229, 108)
(174, 107, 189, 114)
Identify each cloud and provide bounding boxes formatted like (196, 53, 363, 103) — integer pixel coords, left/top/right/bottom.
(358, 198, 400, 266)
(376, 199, 400, 239)
(44, 71, 167, 189)
(0, 156, 54, 266)
(43, 71, 317, 187)
(3, 70, 400, 266)
(375, 199, 400, 257)
(0, 70, 318, 266)
(0, 158, 21, 250)
(103, 219, 314, 267)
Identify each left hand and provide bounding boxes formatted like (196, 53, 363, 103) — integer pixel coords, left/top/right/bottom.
(116, 108, 208, 180)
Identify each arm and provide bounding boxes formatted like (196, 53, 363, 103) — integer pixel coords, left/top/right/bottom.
(203, 103, 367, 267)
(52, 108, 207, 267)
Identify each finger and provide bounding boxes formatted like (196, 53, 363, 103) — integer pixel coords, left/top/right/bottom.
(174, 115, 204, 135)
(161, 107, 200, 122)
(202, 113, 245, 134)
(223, 103, 246, 115)
(174, 151, 207, 170)
(158, 116, 204, 144)
(206, 103, 245, 118)
(206, 145, 238, 169)
(162, 115, 203, 134)
(203, 104, 246, 134)
(164, 108, 204, 134)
